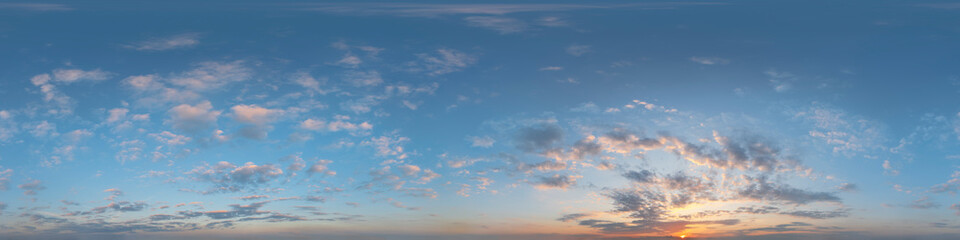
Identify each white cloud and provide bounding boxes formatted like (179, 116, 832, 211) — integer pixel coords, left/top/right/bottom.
(106, 108, 129, 123)
(539, 66, 563, 71)
(766, 69, 796, 93)
(167, 101, 221, 135)
(469, 136, 495, 148)
(169, 61, 251, 91)
(335, 53, 363, 68)
(464, 16, 527, 34)
(300, 116, 373, 132)
(127, 33, 200, 51)
(307, 159, 336, 176)
(565, 45, 592, 56)
(231, 105, 284, 140)
(51, 68, 111, 83)
(415, 48, 476, 76)
(343, 70, 383, 87)
(690, 56, 730, 65)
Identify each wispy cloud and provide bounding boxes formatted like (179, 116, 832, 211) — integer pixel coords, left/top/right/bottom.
(126, 33, 201, 51)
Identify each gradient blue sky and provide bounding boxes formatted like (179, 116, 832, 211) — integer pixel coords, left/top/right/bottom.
(1, 1, 960, 239)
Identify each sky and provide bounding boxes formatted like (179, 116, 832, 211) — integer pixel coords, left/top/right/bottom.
(1, 1, 960, 239)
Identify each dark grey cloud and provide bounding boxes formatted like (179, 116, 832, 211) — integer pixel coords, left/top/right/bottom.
(203, 201, 270, 220)
(0, 3, 71, 11)
(556, 213, 590, 222)
(622, 169, 656, 183)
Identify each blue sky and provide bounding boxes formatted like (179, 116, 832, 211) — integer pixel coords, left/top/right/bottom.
(1, 1, 960, 239)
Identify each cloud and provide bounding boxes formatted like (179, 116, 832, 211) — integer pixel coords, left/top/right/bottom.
(300, 116, 373, 133)
(291, 71, 331, 94)
(765, 69, 796, 92)
(204, 201, 270, 220)
(556, 213, 591, 222)
(307, 159, 335, 176)
(168, 61, 251, 91)
(0, 166, 11, 190)
(106, 108, 129, 123)
(299, 3, 605, 17)
(690, 56, 730, 65)
(127, 33, 200, 51)
(238, 195, 270, 201)
(19, 179, 45, 196)
(565, 45, 592, 56)
(909, 196, 940, 209)
(51, 69, 112, 83)
(532, 174, 579, 190)
(464, 16, 527, 34)
(469, 136, 495, 148)
(167, 101, 221, 135)
(186, 161, 284, 194)
(622, 169, 656, 183)
(231, 104, 284, 139)
(737, 176, 841, 205)
(539, 66, 563, 71)
(930, 170, 960, 194)
(515, 123, 564, 152)
(364, 135, 410, 158)
(741, 222, 813, 234)
(343, 70, 383, 87)
(414, 48, 476, 76)
(0, 3, 71, 11)
(779, 209, 850, 219)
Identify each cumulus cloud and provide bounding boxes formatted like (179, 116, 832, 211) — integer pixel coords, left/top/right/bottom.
(127, 33, 200, 51)
(565, 45, 592, 56)
(167, 101, 221, 135)
(231, 104, 284, 140)
(307, 159, 336, 176)
(737, 176, 841, 205)
(0, 166, 11, 190)
(343, 70, 383, 87)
